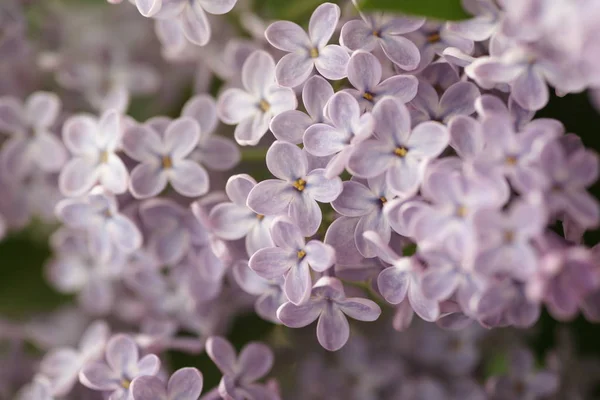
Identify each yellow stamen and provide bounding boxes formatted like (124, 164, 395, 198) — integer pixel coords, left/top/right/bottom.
(309, 48, 319, 58)
(292, 178, 306, 191)
(362, 92, 375, 102)
(379, 196, 387, 204)
(121, 379, 131, 389)
(505, 156, 518, 166)
(456, 205, 467, 218)
(257, 214, 265, 221)
(372, 30, 381, 38)
(427, 32, 441, 43)
(99, 151, 109, 164)
(162, 156, 173, 169)
(394, 146, 408, 157)
(259, 99, 271, 113)
(504, 230, 515, 243)
(297, 250, 306, 259)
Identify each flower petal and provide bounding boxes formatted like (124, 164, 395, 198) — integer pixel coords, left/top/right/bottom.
(181, 2, 211, 46)
(338, 297, 381, 321)
(106, 334, 139, 376)
(206, 336, 237, 376)
(379, 35, 420, 71)
(305, 240, 335, 272)
(348, 50, 382, 93)
(167, 368, 204, 400)
(62, 115, 98, 155)
(250, 247, 296, 279)
(377, 266, 410, 304)
(247, 179, 294, 215)
(169, 159, 209, 197)
(238, 343, 274, 382)
(242, 50, 276, 97)
(59, 157, 99, 197)
(289, 193, 322, 236)
(284, 260, 312, 305)
(217, 89, 257, 125)
(314, 45, 349, 81)
(266, 141, 307, 181)
(275, 52, 314, 88)
(277, 300, 322, 328)
(304, 168, 343, 202)
(129, 164, 167, 199)
(308, 2, 340, 48)
(316, 305, 349, 351)
(130, 376, 167, 400)
(25, 91, 61, 129)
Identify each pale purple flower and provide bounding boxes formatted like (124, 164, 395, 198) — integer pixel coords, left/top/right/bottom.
(123, 117, 209, 198)
(139, 198, 209, 265)
(364, 231, 440, 322)
(217, 50, 297, 146)
(249, 217, 335, 305)
(410, 80, 480, 124)
(474, 94, 534, 131)
(331, 175, 395, 258)
(530, 139, 600, 229)
(474, 200, 546, 281)
(79, 334, 161, 399)
(182, 94, 240, 171)
(152, 0, 238, 47)
(278, 276, 381, 351)
(446, 0, 502, 42)
(348, 97, 449, 196)
(247, 141, 343, 236)
(344, 50, 419, 111)
(0, 92, 67, 181)
(55, 187, 142, 261)
(265, 2, 349, 87)
(59, 110, 128, 197)
(303, 91, 375, 178)
(206, 336, 277, 400)
(39, 321, 109, 397)
(131, 367, 203, 400)
(476, 278, 540, 328)
(411, 22, 475, 69)
(270, 76, 334, 145)
(486, 348, 559, 400)
(233, 260, 286, 323)
(340, 5, 424, 70)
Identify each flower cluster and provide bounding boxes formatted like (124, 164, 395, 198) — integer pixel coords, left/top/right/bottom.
(1, 0, 600, 398)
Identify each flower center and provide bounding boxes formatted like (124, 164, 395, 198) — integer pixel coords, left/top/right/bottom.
(297, 249, 306, 259)
(293, 178, 306, 191)
(379, 196, 387, 206)
(504, 230, 515, 243)
(427, 32, 441, 43)
(505, 155, 518, 166)
(121, 379, 131, 389)
(309, 47, 319, 58)
(394, 146, 408, 157)
(256, 214, 265, 221)
(372, 30, 382, 38)
(455, 205, 468, 218)
(258, 99, 271, 112)
(99, 150, 109, 164)
(362, 91, 375, 102)
(162, 156, 173, 169)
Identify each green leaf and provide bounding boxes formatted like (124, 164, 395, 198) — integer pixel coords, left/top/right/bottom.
(358, 0, 470, 21)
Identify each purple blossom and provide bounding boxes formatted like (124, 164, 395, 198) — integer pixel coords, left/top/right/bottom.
(446, 0, 502, 42)
(59, 110, 129, 197)
(0, 92, 67, 181)
(410, 80, 480, 124)
(331, 175, 395, 258)
(39, 321, 109, 397)
(410, 22, 474, 69)
(344, 50, 419, 111)
(303, 91, 374, 178)
(270, 76, 334, 145)
(265, 3, 349, 87)
(217, 50, 297, 145)
(249, 217, 335, 305)
(348, 97, 449, 197)
(340, 5, 424, 70)
(364, 231, 440, 322)
(277, 276, 381, 351)
(246, 141, 342, 236)
(209, 174, 274, 256)
(123, 117, 209, 198)
(55, 187, 143, 261)
(79, 334, 161, 399)
(131, 367, 203, 400)
(206, 336, 277, 400)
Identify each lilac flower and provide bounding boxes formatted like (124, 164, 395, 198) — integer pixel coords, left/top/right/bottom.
(265, 3, 349, 87)
(277, 276, 381, 351)
(344, 50, 419, 111)
(247, 141, 343, 236)
(340, 5, 424, 70)
(303, 91, 374, 178)
(0, 92, 67, 181)
(411, 22, 475, 69)
(55, 187, 142, 261)
(79, 334, 161, 399)
(331, 175, 395, 258)
(139, 198, 209, 265)
(476, 278, 540, 328)
(474, 94, 535, 131)
(446, 0, 502, 42)
(473, 200, 546, 281)
(39, 321, 109, 397)
(123, 117, 209, 198)
(530, 139, 600, 229)
(59, 110, 128, 197)
(410, 80, 480, 124)
(347, 97, 449, 196)
(486, 348, 559, 400)
(209, 174, 274, 256)
(217, 51, 297, 146)
(182, 95, 240, 171)
(153, 0, 239, 47)
(270, 76, 334, 144)
(233, 260, 286, 323)
(131, 367, 203, 400)
(364, 231, 440, 322)
(206, 336, 277, 400)
(249, 217, 335, 305)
